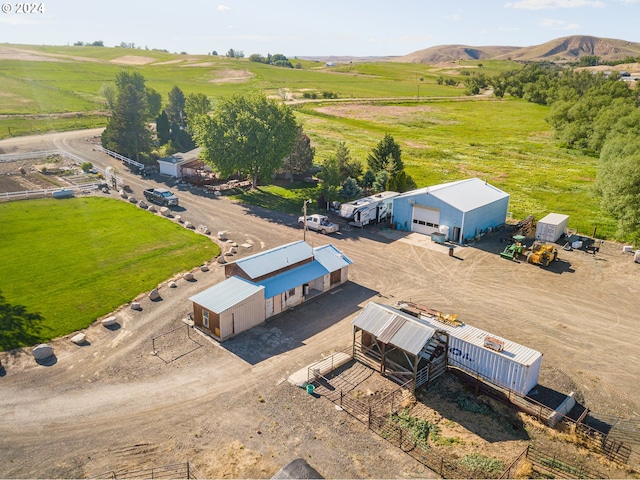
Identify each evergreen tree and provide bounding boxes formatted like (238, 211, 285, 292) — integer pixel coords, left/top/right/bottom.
(336, 141, 362, 181)
(281, 126, 315, 182)
(156, 110, 171, 146)
(339, 177, 362, 199)
(166, 86, 186, 127)
(367, 134, 403, 173)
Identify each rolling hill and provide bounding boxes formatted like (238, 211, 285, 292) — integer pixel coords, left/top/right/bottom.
(396, 35, 640, 64)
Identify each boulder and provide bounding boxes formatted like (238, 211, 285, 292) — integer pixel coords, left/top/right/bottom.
(148, 288, 161, 301)
(231, 242, 238, 248)
(175, 215, 182, 223)
(138, 200, 148, 209)
(131, 302, 142, 311)
(71, 333, 86, 344)
(198, 225, 210, 235)
(183, 272, 194, 281)
(102, 187, 109, 194)
(128, 196, 137, 203)
(168, 280, 177, 288)
(119, 190, 128, 199)
(32, 344, 54, 360)
(217, 231, 227, 241)
(224, 250, 235, 257)
(230, 247, 238, 254)
(160, 207, 171, 217)
(102, 316, 118, 326)
(184, 221, 194, 229)
(148, 205, 157, 213)
(217, 255, 226, 264)
(200, 265, 210, 272)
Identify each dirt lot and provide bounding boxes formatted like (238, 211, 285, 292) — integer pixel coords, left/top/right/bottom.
(1, 130, 639, 478)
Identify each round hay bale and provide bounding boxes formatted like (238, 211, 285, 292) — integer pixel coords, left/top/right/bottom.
(32, 344, 54, 360)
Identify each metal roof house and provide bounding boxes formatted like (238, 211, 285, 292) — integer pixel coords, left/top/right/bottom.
(352, 303, 449, 390)
(190, 241, 353, 341)
(157, 147, 201, 178)
(391, 178, 509, 244)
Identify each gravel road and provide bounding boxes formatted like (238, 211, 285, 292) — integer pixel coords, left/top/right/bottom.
(1, 130, 639, 478)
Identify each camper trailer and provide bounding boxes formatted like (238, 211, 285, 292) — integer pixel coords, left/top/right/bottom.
(339, 191, 399, 227)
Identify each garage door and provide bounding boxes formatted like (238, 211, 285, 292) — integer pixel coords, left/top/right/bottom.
(411, 205, 440, 235)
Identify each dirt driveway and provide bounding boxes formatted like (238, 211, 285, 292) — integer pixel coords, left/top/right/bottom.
(1, 131, 639, 478)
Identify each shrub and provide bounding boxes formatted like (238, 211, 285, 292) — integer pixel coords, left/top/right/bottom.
(459, 453, 505, 475)
(81, 161, 93, 173)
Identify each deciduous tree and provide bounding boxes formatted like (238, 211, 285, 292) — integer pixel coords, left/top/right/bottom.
(192, 93, 297, 188)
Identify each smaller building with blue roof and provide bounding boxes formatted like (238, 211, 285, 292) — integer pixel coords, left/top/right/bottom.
(190, 241, 353, 341)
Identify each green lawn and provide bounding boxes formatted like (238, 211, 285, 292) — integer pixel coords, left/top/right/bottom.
(0, 197, 219, 350)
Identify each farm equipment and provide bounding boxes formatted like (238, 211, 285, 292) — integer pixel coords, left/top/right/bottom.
(500, 235, 526, 260)
(526, 241, 558, 267)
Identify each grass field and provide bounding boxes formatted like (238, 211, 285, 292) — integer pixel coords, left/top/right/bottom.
(0, 44, 618, 240)
(0, 197, 219, 350)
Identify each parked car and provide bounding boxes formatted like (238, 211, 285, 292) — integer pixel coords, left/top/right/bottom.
(298, 214, 339, 234)
(143, 188, 179, 206)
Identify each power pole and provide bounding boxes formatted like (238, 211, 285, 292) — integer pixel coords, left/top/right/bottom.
(302, 199, 312, 242)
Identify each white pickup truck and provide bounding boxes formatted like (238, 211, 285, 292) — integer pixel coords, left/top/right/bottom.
(298, 214, 339, 234)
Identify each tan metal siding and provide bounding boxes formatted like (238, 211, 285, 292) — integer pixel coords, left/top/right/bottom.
(218, 289, 266, 340)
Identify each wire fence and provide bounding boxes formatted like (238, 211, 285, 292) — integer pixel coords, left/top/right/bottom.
(90, 461, 202, 480)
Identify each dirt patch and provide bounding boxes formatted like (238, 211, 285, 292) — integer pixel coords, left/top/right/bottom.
(0, 46, 67, 62)
(110, 55, 156, 65)
(152, 59, 184, 65)
(208, 69, 254, 83)
(314, 104, 454, 125)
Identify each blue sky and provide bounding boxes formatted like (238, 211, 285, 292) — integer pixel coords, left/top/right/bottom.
(1, 0, 639, 57)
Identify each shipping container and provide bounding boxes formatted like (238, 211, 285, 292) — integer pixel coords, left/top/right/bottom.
(414, 314, 542, 396)
(535, 213, 569, 243)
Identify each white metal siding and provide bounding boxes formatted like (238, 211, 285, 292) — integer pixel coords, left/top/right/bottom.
(536, 214, 569, 243)
(411, 206, 440, 235)
(447, 337, 542, 395)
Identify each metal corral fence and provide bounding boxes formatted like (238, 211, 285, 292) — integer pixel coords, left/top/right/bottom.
(448, 360, 639, 470)
(311, 350, 628, 478)
(499, 446, 607, 479)
(95, 145, 145, 170)
(90, 461, 202, 480)
(0, 182, 101, 202)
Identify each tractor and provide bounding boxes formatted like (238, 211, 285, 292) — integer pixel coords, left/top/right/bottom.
(526, 241, 558, 267)
(500, 235, 526, 261)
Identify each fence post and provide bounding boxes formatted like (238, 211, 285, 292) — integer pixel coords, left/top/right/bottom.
(368, 406, 372, 429)
(340, 390, 343, 408)
(439, 457, 444, 477)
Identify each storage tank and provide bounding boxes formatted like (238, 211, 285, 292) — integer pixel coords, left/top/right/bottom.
(536, 213, 569, 243)
(416, 314, 542, 396)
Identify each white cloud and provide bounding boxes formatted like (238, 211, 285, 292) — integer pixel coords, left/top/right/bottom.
(538, 18, 580, 29)
(217, 5, 231, 11)
(368, 37, 377, 43)
(505, 0, 605, 9)
(445, 13, 462, 21)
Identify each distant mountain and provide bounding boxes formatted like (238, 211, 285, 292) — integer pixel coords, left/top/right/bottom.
(395, 36, 640, 64)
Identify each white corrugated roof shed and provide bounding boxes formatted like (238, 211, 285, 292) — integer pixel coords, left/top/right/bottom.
(313, 244, 353, 272)
(189, 276, 264, 313)
(538, 213, 569, 226)
(352, 303, 436, 356)
(233, 241, 313, 279)
(417, 314, 541, 366)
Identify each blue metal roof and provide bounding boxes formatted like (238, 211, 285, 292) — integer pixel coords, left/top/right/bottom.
(233, 241, 313, 279)
(352, 303, 436, 355)
(313, 244, 353, 272)
(257, 260, 329, 298)
(189, 276, 264, 313)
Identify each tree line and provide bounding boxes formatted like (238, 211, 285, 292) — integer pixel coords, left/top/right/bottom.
(100, 70, 413, 209)
(487, 63, 640, 243)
